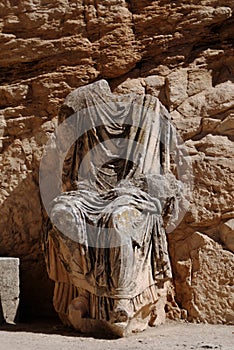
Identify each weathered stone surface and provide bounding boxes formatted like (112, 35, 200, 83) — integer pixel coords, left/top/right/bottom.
(144, 75, 165, 98)
(220, 219, 234, 253)
(165, 68, 188, 110)
(177, 81, 234, 119)
(0, 258, 19, 324)
(170, 232, 234, 324)
(192, 135, 234, 158)
(187, 69, 213, 97)
(0, 0, 233, 324)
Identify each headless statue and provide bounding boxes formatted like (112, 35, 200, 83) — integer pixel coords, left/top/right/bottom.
(42, 80, 188, 336)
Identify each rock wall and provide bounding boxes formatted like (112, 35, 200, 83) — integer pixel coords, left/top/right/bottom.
(0, 0, 233, 322)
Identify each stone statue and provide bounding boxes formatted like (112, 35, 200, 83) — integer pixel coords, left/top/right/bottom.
(42, 80, 189, 336)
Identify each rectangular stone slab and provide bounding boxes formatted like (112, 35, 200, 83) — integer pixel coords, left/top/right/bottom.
(0, 258, 20, 324)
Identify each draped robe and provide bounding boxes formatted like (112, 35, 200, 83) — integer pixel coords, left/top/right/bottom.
(43, 80, 185, 328)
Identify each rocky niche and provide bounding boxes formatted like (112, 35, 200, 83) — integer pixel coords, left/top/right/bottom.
(0, 0, 233, 326)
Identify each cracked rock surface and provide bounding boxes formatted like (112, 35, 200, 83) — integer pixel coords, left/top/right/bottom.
(0, 0, 233, 322)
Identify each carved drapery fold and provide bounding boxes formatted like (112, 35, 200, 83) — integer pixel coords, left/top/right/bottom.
(42, 80, 186, 335)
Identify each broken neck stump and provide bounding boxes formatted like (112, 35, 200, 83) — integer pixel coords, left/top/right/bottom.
(41, 80, 189, 336)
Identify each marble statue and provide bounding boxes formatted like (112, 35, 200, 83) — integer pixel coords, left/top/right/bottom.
(42, 80, 188, 336)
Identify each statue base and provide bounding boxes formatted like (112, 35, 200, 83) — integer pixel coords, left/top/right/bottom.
(64, 284, 169, 337)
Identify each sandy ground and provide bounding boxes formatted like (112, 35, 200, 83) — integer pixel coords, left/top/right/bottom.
(0, 320, 233, 350)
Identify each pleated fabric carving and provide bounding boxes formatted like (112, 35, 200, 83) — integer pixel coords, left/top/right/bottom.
(43, 80, 186, 336)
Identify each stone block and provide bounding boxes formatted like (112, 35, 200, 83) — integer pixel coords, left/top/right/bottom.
(172, 232, 234, 324)
(0, 258, 20, 324)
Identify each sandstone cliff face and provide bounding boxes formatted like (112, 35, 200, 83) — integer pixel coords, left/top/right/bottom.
(0, 0, 233, 322)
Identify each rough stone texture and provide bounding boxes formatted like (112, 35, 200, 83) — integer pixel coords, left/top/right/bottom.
(0, 258, 20, 324)
(0, 0, 233, 323)
(170, 232, 234, 324)
(220, 219, 234, 253)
